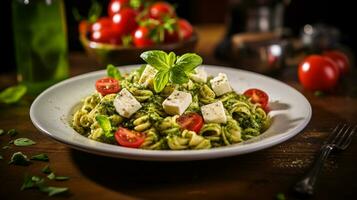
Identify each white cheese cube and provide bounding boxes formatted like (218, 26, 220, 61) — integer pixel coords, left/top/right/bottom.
(162, 90, 192, 115)
(201, 101, 227, 124)
(210, 73, 232, 96)
(189, 68, 208, 83)
(138, 65, 157, 87)
(114, 88, 142, 118)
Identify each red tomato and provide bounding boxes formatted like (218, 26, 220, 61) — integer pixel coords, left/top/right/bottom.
(108, 0, 129, 17)
(95, 77, 121, 96)
(243, 89, 269, 109)
(149, 2, 175, 20)
(323, 50, 350, 75)
(115, 127, 145, 148)
(164, 30, 179, 43)
(133, 26, 155, 47)
(112, 8, 138, 35)
(91, 29, 122, 45)
(91, 17, 112, 32)
(298, 55, 340, 91)
(177, 113, 204, 133)
(178, 18, 193, 40)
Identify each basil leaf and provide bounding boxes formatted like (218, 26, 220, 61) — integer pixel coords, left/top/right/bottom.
(137, 64, 146, 76)
(47, 172, 56, 180)
(31, 153, 49, 162)
(14, 138, 36, 146)
(9, 152, 31, 166)
(0, 85, 27, 104)
(170, 66, 189, 84)
(21, 175, 44, 190)
(175, 53, 202, 72)
(153, 70, 170, 93)
(107, 64, 123, 80)
(0, 129, 4, 136)
(40, 186, 69, 197)
(140, 50, 170, 70)
(55, 176, 70, 181)
(42, 165, 52, 174)
(95, 115, 111, 133)
(7, 129, 17, 137)
(167, 52, 176, 67)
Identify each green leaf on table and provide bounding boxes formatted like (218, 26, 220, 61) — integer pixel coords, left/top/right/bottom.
(0, 85, 27, 104)
(42, 165, 52, 174)
(153, 70, 170, 93)
(31, 153, 49, 162)
(40, 186, 69, 197)
(107, 64, 123, 80)
(140, 50, 171, 70)
(14, 138, 36, 147)
(7, 129, 17, 137)
(21, 175, 44, 190)
(175, 53, 202, 73)
(2, 145, 11, 149)
(276, 193, 286, 200)
(0, 129, 4, 136)
(9, 152, 31, 166)
(170, 65, 189, 84)
(55, 176, 70, 181)
(47, 172, 56, 180)
(0, 155, 3, 160)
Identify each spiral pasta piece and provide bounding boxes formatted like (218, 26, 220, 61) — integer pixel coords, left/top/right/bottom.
(128, 87, 153, 102)
(199, 85, 216, 104)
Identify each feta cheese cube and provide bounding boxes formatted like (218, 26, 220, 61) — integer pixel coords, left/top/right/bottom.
(162, 90, 192, 115)
(201, 101, 227, 124)
(189, 68, 208, 83)
(114, 88, 142, 118)
(210, 73, 232, 96)
(139, 65, 157, 87)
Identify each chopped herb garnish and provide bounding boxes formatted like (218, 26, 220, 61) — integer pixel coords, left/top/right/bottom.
(47, 172, 56, 180)
(7, 129, 17, 137)
(21, 174, 69, 196)
(40, 186, 69, 197)
(0, 129, 4, 136)
(21, 175, 44, 190)
(14, 138, 36, 146)
(42, 165, 52, 174)
(8, 139, 14, 144)
(2, 145, 11, 150)
(276, 193, 286, 200)
(0, 84, 27, 104)
(31, 153, 49, 162)
(9, 152, 31, 166)
(55, 176, 70, 181)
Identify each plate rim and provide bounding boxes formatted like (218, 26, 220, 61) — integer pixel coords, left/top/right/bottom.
(30, 65, 312, 161)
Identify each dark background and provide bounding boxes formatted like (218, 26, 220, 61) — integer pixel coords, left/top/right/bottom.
(1, 0, 356, 73)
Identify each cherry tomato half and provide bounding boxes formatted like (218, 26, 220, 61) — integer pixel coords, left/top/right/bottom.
(112, 8, 138, 35)
(177, 113, 204, 133)
(178, 18, 193, 40)
(133, 26, 155, 47)
(323, 50, 350, 75)
(298, 55, 340, 91)
(95, 77, 121, 96)
(243, 88, 269, 109)
(149, 2, 175, 20)
(108, 0, 129, 17)
(115, 127, 145, 148)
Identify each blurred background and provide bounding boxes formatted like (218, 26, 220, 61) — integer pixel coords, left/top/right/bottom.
(1, 0, 356, 73)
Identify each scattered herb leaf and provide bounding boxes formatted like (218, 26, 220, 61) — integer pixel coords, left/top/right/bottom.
(276, 192, 286, 200)
(107, 64, 123, 80)
(9, 152, 31, 166)
(314, 90, 325, 97)
(0, 129, 4, 136)
(21, 174, 69, 196)
(0, 155, 3, 160)
(0, 85, 27, 104)
(14, 138, 36, 146)
(40, 186, 69, 197)
(21, 175, 44, 190)
(42, 165, 52, 174)
(2, 145, 11, 150)
(47, 172, 56, 180)
(9, 139, 14, 144)
(7, 129, 17, 137)
(31, 153, 49, 162)
(55, 176, 70, 181)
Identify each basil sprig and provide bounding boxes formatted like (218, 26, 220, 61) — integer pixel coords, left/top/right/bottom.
(106, 64, 123, 80)
(95, 115, 113, 138)
(140, 50, 203, 92)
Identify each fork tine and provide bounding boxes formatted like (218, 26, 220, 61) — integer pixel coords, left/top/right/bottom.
(339, 125, 357, 149)
(335, 125, 351, 147)
(325, 123, 342, 144)
(328, 124, 346, 145)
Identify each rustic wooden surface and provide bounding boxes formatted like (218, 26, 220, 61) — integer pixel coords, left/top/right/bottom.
(1, 25, 357, 200)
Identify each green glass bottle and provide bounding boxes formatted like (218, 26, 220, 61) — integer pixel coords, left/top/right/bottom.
(12, 0, 69, 94)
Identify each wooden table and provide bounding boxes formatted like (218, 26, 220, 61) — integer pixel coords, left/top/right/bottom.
(1, 25, 357, 200)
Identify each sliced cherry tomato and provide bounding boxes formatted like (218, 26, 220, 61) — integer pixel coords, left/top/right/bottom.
(177, 113, 204, 133)
(108, 0, 129, 17)
(95, 77, 121, 96)
(149, 2, 175, 20)
(298, 55, 340, 91)
(115, 127, 145, 148)
(323, 50, 350, 75)
(243, 88, 269, 109)
(178, 18, 193, 40)
(133, 26, 155, 47)
(112, 8, 138, 35)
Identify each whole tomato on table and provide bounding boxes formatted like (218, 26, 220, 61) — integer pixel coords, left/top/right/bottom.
(323, 50, 350, 75)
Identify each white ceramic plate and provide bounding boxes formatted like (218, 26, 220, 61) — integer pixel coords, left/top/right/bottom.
(30, 65, 311, 161)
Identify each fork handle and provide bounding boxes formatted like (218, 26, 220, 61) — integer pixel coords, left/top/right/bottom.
(293, 145, 333, 196)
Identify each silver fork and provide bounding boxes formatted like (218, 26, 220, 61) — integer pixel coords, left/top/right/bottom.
(293, 123, 356, 196)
